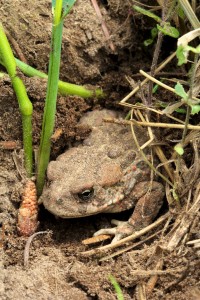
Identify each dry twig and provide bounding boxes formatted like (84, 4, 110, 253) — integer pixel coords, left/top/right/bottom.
(5, 29, 28, 63)
(90, 0, 115, 51)
(81, 213, 169, 256)
(146, 259, 163, 295)
(165, 182, 200, 252)
(82, 234, 111, 245)
(24, 231, 50, 267)
(0, 141, 19, 150)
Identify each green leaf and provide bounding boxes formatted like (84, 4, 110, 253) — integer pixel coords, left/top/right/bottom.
(62, 0, 76, 17)
(133, 5, 161, 23)
(152, 83, 159, 93)
(174, 82, 188, 99)
(174, 144, 184, 155)
(151, 27, 158, 39)
(176, 44, 200, 65)
(174, 107, 186, 113)
(177, 6, 185, 19)
(191, 105, 200, 115)
(172, 189, 180, 203)
(109, 275, 124, 300)
(52, 0, 76, 17)
(176, 45, 187, 65)
(144, 38, 154, 46)
(144, 28, 158, 47)
(187, 44, 200, 54)
(157, 23, 179, 38)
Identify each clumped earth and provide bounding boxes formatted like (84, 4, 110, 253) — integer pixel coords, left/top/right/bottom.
(0, 0, 200, 299)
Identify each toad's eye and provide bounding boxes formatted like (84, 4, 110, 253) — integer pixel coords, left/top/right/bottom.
(78, 188, 94, 200)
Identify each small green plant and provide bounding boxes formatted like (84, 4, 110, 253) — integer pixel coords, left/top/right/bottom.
(0, 23, 33, 177)
(174, 82, 200, 115)
(176, 29, 200, 66)
(36, 0, 77, 194)
(0, 0, 104, 191)
(133, 5, 180, 47)
(109, 275, 124, 300)
(143, 27, 158, 47)
(176, 1, 200, 66)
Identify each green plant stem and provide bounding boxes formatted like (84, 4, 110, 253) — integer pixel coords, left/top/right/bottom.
(22, 115, 33, 175)
(14, 58, 103, 98)
(109, 275, 124, 300)
(36, 4, 64, 195)
(0, 58, 103, 98)
(0, 23, 33, 176)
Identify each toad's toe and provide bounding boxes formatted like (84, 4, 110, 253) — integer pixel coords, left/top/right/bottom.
(93, 220, 134, 243)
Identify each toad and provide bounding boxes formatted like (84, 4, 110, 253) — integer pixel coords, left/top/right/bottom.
(40, 110, 164, 243)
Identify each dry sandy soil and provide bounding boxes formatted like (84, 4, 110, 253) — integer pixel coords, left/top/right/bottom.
(0, 0, 200, 299)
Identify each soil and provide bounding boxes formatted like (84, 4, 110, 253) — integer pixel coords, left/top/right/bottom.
(0, 0, 200, 299)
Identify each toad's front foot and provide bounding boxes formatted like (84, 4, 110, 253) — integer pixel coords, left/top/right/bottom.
(94, 219, 134, 243)
(93, 181, 164, 243)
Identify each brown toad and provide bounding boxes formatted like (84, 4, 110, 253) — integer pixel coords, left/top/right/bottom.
(40, 110, 164, 242)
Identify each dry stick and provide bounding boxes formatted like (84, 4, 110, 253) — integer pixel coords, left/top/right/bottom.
(135, 110, 155, 148)
(134, 109, 174, 182)
(122, 104, 187, 125)
(148, 30, 163, 105)
(136, 283, 147, 300)
(187, 239, 200, 245)
(81, 213, 169, 255)
(0, 141, 18, 150)
(120, 52, 176, 104)
(166, 190, 200, 252)
(130, 71, 186, 78)
(111, 103, 189, 128)
(24, 231, 50, 267)
(90, 0, 115, 51)
(140, 69, 200, 103)
(99, 228, 164, 262)
(5, 29, 28, 64)
(154, 145, 174, 182)
(133, 1, 160, 9)
(131, 120, 200, 130)
(149, 0, 179, 104)
(131, 267, 185, 277)
(104, 117, 200, 131)
(146, 259, 163, 295)
(82, 234, 111, 245)
(148, 0, 171, 105)
(129, 110, 173, 187)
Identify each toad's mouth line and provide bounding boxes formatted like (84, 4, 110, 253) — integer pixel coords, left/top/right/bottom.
(47, 209, 116, 219)
(45, 201, 128, 218)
